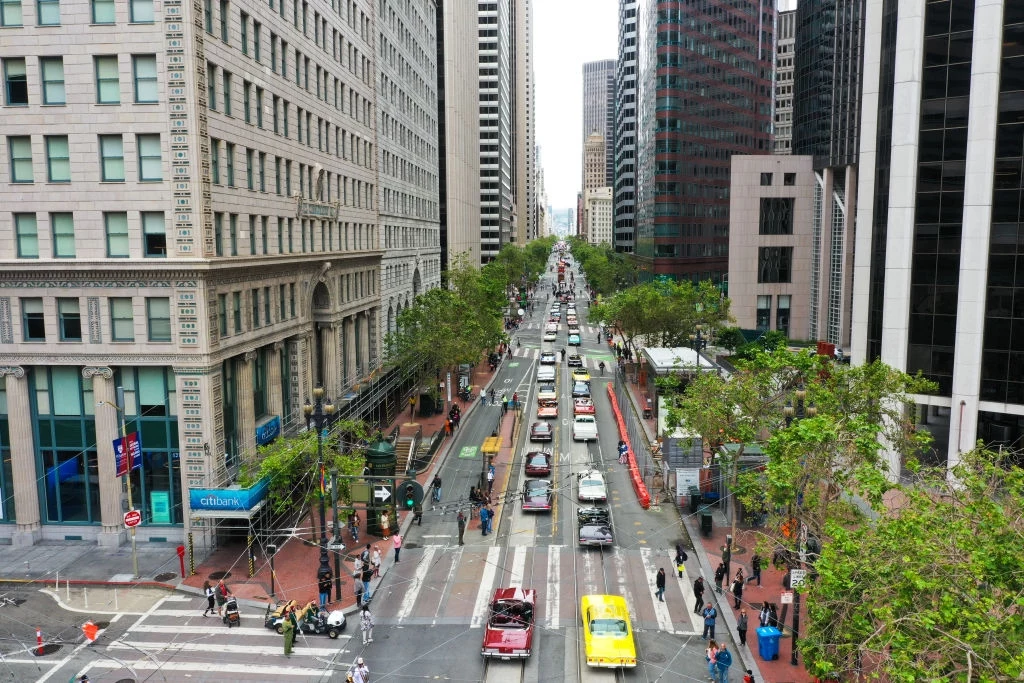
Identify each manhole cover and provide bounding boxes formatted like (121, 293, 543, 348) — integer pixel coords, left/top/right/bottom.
(645, 651, 667, 664)
(403, 542, 421, 549)
(3, 598, 26, 606)
(114, 678, 137, 683)
(154, 572, 177, 582)
(32, 644, 62, 656)
(208, 571, 232, 580)
(93, 621, 111, 629)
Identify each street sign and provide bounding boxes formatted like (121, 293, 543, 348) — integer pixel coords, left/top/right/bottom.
(374, 485, 392, 503)
(780, 591, 794, 604)
(350, 482, 370, 504)
(123, 509, 142, 528)
(790, 569, 807, 587)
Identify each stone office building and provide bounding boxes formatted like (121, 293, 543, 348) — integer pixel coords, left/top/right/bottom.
(0, 0, 388, 547)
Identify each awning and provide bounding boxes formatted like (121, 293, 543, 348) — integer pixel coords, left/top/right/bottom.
(191, 499, 266, 520)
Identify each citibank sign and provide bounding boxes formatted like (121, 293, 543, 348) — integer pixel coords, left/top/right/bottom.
(189, 477, 269, 511)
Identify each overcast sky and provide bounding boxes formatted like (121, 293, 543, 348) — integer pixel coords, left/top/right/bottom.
(534, 0, 618, 212)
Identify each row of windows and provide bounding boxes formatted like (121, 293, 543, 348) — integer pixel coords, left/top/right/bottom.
(15, 296, 170, 343)
(5, 133, 162, 184)
(212, 211, 376, 257)
(11, 211, 167, 258)
(216, 285, 295, 337)
(2, 54, 156, 107)
(0, 0, 154, 27)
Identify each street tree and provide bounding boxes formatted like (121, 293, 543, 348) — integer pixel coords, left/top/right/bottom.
(803, 448, 1024, 681)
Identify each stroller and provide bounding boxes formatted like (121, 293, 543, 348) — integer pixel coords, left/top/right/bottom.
(222, 596, 241, 628)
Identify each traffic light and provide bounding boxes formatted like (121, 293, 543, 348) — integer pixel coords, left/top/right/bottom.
(398, 480, 424, 510)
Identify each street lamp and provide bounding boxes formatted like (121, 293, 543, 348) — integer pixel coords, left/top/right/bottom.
(782, 384, 816, 667)
(689, 324, 708, 352)
(303, 386, 335, 584)
(98, 390, 139, 579)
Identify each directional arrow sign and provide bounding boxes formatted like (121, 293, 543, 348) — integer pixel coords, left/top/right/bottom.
(374, 485, 391, 502)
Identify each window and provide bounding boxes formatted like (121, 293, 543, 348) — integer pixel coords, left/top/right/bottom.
(58, 298, 81, 341)
(129, 0, 152, 22)
(760, 172, 773, 186)
(243, 80, 251, 122)
(261, 216, 268, 254)
(21, 298, 45, 341)
(258, 152, 265, 191)
(8, 136, 32, 183)
(40, 57, 65, 104)
(214, 212, 223, 255)
(255, 87, 264, 127)
(137, 134, 161, 181)
(217, 293, 227, 335)
(36, 0, 59, 25)
(15, 213, 38, 258)
(51, 212, 75, 257)
(142, 211, 166, 257)
(218, 0, 227, 42)
(232, 291, 242, 332)
(94, 55, 120, 103)
(99, 134, 125, 181)
(4, 58, 27, 105)
(784, 172, 796, 186)
(132, 54, 157, 103)
(278, 283, 286, 319)
(240, 11, 248, 54)
(759, 198, 794, 235)
(1, 0, 23, 26)
(274, 156, 281, 194)
(203, 0, 211, 32)
(756, 295, 771, 331)
(222, 70, 232, 115)
(757, 247, 793, 283)
(229, 213, 238, 255)
(263, 285, 271, 323)
(146, 297, 171, 341)
(210, 138, 220, 183)
(251, 288, 259, 328)
(225, 142, 234, 186)
(110, 298, 134, 341)
(248, 215, 256, 254)
(246, 148, 254, 189)
(289, 282, 295, 317)
(91, 0, 114, 23)
(253, 22, 261, 62)
(776, 294, 791, 336)
(105, 212, 129, 256)
(45, 136, 70, 182)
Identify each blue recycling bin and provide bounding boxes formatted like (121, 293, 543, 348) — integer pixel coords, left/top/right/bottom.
(757, 626, 781, 661)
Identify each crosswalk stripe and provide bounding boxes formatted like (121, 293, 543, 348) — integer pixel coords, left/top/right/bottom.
(107, 640, 342, 657)
(546, 546, 561, 629)
(640, 547, 675, 633)
(395, 546, 436, 620)
(470, 547, 501, 628)
(131, 624, 296, 638)
(149, 609, 212, 617)
(508, 546, 527, 588)
(85, 659, 328, 677)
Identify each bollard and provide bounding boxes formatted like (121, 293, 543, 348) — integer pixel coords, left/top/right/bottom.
(65, 579, 69, 602)
(114, 588, 118, 611)
(55, 571, 59, 592)
(36, 628, 42, 655)
(83, 587, 88, 609)
(187, 532, 195, 576)
(247, 535, 255, 578)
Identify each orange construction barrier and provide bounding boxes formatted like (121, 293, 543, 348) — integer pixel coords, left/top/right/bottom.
(606, 386, 651, 509)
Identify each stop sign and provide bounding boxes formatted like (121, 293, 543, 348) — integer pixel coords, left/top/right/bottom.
(124, 509, 142, 528)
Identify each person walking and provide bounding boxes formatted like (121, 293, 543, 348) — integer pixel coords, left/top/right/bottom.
(393, 533, 403, 563)
(478, 506, 490, 536)
(360, 563, 374, 604)
(351, 658, 370, 683)
(359, 604, 374, 645)
(202, 581, 215, 617)
(705, 639, 718, 681)
(489, 388, 496, 404)
(215, 579, 230, 617)
(693, 576, 706, 614)
(371, 546, 381, 578)
(281, 606, 295, 657)
(737, 609, 749, 647)
(732, 575, 744, 609)
(748, 554, 762, 586)
(409, 395, 416, 417)
(380, 511, 391, 540)
(487, 465, 496, 496)
(349, 511, 360, 543)
(759, 603, 771, 628)
(714, 642, 733, 683)
(318, 572, 333, 607)
(701, 604, 718, 641)
(501, 395, 508, 415)
(432, 474, 442, 502)
(675, 544, 688, 578)
(714, 562, 727, 594)
(457, 510, 466, 545)
(654, 568, 666, 602)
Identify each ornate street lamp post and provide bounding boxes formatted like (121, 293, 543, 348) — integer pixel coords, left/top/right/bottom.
(689, 324, 708, 353)
(783, 385, 816, 666)
(303, 386, 335, 583)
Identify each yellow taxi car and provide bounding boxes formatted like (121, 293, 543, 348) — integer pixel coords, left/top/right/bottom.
(580, 595, 636, 668)
(571, 368, 591, 383)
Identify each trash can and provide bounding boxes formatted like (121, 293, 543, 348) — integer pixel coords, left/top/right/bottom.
(699, 506, 713, 538)
(688, 486, 701, 513)
(756, 626, 781, 661)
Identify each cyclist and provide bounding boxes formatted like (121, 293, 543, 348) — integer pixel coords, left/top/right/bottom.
(599, 361, 606, 376)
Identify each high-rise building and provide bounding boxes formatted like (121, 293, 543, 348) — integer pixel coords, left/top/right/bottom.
(584, 133, 606, 192)
(852, 0, 1024, 473)
(614, 0, 638, 253)
(436, 0, 482, 268)
(512, 0, 536, 246)
(582, 59, 616, 187)
(378, 1, 442, 342)
(773, 10, 796, 154)
(584, 187, 614, 247)
(634, 0, 774, 283)
(0, 0, 408, 547)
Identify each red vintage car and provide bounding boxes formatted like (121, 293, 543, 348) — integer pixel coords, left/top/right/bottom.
(481, 587, 536, 659)
(524, 450, 552, 477)
(573, 398, 596, 416)
(537, 400, 558, 419)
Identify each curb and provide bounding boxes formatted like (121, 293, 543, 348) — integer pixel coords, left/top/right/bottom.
(0, 578, 179, 591)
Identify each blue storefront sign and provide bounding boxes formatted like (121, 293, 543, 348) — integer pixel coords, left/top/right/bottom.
(255, 415, 281, 446)
(189, 477, 270, 511)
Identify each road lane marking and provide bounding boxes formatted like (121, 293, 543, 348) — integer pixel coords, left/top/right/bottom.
(470, 546, 501, 628)
(546, 546, 561, 629)
(395, 546, 437, 621)
(640, 547, 674, 633)
(508, 546, 527, 587)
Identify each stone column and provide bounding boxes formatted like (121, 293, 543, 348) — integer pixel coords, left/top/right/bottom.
(87, 367, 125, 548)
(360, 312, 371, 376)
(322, 325, 338, 398)
(2, 366, 41, 546)
(344, 317, 357, 385)
(266, 343, 283, 419)
(236, 352, 256, 462)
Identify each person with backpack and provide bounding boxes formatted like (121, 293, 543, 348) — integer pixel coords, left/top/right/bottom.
(675, 544, 688, 578)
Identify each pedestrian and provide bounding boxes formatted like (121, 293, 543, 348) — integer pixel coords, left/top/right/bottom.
(732, 575, 743, 609)
(734, 566, 745, 584)
(675, 545, 688, 578)
(202, 581, 215, 617)
(380, 511, 391, 540)
(350, 657, 370, 683)
(701, 603, 717, 640)
(457, 510, 466, 545)
(409, 395, 416, 417)
(413, 502, 423, 525)
(281, 606, 295, 657)
(749, 554, 762, 586)
(715, 642, 733, 683)
(432, 473, 442, 502)
(743, 669, 755, 683)
(512, 391, 519, 409)
(215, 579, 229, 617)
(445, 419, 452, 436)
(705, 639, 718, 681)
(480, 392, 487, 407)
(371, 546, 381, 577)
(359, 604, 374, 645)
(714, 562, 727, 594)
(722, 545, 732, 579)
(489, 388, 496, 403)
(501, 395, 508, 415)
(349, 511, 360, 543)
(360, 564, 374, 604)
(487, 465, 495, 495)
(361, 543, 371, 564)
(318, 571, 332, 607)
(737, 609, 749, 647)
(654, 568, 666, 602)
(393, 533, 403, 563)
(759, 603, 771, 627)
(693, 576, 706, 614)
(478, 505, 490, 536)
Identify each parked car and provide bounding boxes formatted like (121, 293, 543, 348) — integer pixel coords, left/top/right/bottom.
(578, 507, 613, 547)
(577, 469, 607, 501)
(537, 383, 557, 402)
(581, 594, 636, 668)
(524, 450, 552, 477)
(530, 421, 553, 442)
(572, 381, 591, 398)
(573, 415, 598, 442)
(573, 398, 596, 416)
(522, 479, 553, 512)
(567, 354, 584, 367)
(481, 587, 536, 659)
(568, 333, 581, 346)
(572, 369, 591, 383)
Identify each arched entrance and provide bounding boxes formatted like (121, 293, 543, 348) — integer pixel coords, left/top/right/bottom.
(412, 268, 422, 298)
(310, 281, 332, 388)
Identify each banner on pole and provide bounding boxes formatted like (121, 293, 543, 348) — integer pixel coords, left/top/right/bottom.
(113, 432, 143, 477)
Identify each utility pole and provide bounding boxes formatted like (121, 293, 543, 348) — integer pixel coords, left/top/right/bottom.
(118, 387, 140, 580)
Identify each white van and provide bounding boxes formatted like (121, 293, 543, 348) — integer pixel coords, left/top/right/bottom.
(572, 415, 598, 441)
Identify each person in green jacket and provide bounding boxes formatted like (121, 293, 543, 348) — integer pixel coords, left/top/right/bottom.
(282, 606, 296, 656)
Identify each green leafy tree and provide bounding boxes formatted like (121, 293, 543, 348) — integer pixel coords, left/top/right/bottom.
(803, 448, 1024, 681)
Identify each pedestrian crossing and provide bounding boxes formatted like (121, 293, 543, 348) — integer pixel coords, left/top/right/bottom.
(370, 545, 703, 636)
(510, 347, 614, 369)
(517, 322, 603, 334)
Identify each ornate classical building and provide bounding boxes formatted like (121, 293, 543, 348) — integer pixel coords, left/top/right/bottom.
(0, 0, 418, 548)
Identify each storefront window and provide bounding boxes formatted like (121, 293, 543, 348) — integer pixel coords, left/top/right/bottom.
(223, 360, 239, 469)
(0, 381, 14, 523)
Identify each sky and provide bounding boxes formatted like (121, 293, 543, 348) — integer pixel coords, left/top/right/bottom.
(534, 0, 618, 213)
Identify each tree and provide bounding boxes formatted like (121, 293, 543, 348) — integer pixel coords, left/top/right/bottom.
(803, 448, 1024, 681)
